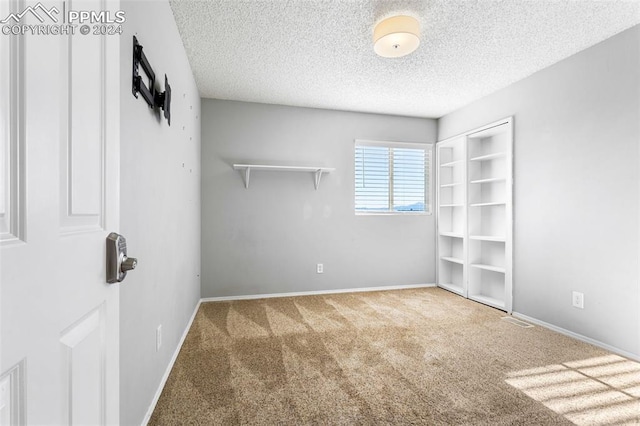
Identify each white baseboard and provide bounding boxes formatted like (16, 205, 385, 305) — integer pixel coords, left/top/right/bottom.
(201, 283, 436, 303)
(142, 299, 202, 426)
(512, 312, 639, 362)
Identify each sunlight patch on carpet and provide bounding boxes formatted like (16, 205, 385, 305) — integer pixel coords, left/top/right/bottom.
(506, 355, 640, 425)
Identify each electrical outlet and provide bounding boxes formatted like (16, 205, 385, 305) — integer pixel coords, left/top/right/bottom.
(572, 291, 584, 309)
(156, 325, 162, 351)
(316, 263, 323, 274)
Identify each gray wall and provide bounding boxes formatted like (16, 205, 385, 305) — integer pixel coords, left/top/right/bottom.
(201, 100, 437, 298)
(438, 25, 640, 357)
(119, 1, 201, 424)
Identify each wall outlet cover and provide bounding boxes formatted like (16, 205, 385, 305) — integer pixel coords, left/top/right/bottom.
(572, 291, 584, 309)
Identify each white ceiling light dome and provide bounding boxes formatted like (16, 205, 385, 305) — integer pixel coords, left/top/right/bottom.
(373, 15, 420, 58)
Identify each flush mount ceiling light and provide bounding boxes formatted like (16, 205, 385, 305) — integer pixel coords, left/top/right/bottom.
(373, 15, 420, 58)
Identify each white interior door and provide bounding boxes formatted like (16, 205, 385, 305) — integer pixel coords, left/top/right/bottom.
(0, 0, 120, 424)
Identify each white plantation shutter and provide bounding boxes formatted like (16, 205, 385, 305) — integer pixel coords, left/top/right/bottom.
(355, 140, 431, 213)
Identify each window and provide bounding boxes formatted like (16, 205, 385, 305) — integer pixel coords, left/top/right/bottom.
(355, 140, 431, 214)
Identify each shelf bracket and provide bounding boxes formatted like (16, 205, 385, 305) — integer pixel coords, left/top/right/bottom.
(242, 167, 251, 189)
(314, 169, 323, 190)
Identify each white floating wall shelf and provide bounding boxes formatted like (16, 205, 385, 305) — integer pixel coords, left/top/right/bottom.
(232, 164, 335, 190)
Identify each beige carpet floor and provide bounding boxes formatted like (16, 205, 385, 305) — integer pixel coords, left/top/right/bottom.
(149, 287, 640, 425)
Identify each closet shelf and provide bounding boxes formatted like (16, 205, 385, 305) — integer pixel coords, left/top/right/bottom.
(440, 160, 464, 167)
(233, 164, 335, 189)
(469, 235, 506, 242)
(441, 256, 464, 265)
(470, 263, 506, 273)
(440, 203, 464, 208)
(469, 152, 505, 162)
(439, 282, 464, 296)
(470, 177, 506, 184)
(440, 231, 464, 238)
(469, 294, 505, 309)
(440, 182, 462, 188)
(469, 201, 506, 207)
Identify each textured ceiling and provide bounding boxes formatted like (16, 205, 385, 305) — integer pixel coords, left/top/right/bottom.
(169, 0, 640, 118)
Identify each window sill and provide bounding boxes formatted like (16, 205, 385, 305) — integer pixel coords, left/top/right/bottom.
(355, 211, 432, 216)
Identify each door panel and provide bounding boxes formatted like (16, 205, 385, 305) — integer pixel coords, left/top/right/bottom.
(0, 0, 120, 424)
(60, 305, 106, 426)
(0, 0, 24, 243)
(61, 0, 105, 231)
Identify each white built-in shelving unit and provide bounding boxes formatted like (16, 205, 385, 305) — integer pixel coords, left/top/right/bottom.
(436, 118, 513, 312)
(436, 136, 467, 297)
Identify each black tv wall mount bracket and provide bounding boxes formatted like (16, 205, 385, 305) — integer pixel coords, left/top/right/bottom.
(132, 36, 171, 126)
